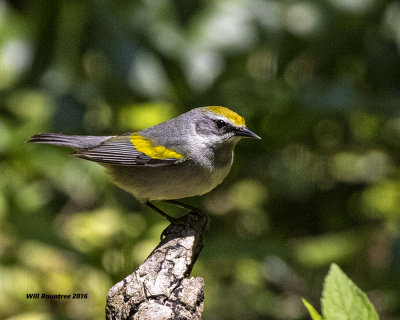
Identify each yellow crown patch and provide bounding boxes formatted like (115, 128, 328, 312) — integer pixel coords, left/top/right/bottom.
(207, 106, 246, 127)
(130, 133, 184, 159)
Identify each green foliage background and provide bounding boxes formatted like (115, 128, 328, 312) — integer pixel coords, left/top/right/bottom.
(1, 0, 400, 319)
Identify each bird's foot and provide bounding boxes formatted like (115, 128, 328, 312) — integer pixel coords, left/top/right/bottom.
(163, 200, 205, 217)
(145, 201, 179, 223)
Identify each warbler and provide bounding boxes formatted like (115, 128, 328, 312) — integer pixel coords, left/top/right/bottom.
(29, 106, 260, 220)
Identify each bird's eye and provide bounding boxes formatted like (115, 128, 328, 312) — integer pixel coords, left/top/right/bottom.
(216, 120, 226, 128)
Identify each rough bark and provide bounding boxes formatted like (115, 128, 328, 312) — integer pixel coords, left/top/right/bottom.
(106, 212, 210, 320)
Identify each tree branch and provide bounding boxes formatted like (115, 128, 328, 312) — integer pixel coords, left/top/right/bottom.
(106, 212, 210, 320)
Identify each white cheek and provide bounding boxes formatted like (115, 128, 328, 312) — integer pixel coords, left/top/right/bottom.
(198, 133, 222, 146)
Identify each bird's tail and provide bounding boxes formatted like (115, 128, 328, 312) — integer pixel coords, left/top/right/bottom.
(28, 133, 112, 150)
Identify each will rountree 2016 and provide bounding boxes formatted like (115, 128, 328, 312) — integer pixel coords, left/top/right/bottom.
(26, 293, 88, 299)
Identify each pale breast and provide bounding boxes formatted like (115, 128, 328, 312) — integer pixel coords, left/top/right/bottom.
(106, 159, 232, 202)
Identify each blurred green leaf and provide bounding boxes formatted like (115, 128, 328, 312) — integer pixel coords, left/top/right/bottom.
(362, 180, 400, 221)
(119, 102, 176, 130)
(59, 208, 124, 253)
(295, 232, 364, 267)
(5, 313, 53, 320)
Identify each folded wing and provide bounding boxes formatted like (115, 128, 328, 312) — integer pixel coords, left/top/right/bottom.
(74, 134, 183, 167)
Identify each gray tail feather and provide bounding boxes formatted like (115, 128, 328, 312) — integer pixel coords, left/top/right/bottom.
(28, 133, 112, 150)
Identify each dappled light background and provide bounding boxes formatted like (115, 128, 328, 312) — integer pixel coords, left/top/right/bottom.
(1, 0, 400, 319)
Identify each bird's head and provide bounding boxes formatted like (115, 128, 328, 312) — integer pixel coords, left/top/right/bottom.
(191, 106, 260, 147)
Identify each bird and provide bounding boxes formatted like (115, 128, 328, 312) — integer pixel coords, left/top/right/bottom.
(28, 106, 260, 221)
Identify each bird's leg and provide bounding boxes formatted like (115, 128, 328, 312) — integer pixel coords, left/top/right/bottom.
(145, 201, 178, 223)
(163, 200, 205, 216)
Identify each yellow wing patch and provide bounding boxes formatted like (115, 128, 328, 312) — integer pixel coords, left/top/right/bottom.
(207, 106, 246, 127)
(130, 133, 184, 160)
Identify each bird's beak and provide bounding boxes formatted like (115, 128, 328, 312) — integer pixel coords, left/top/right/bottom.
(235, 127, 261, 139)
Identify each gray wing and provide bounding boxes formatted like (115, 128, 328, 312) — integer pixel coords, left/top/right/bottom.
(74, 134, 183, 167)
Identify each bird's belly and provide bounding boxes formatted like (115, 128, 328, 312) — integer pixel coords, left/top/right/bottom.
(106, 161, 231, 201)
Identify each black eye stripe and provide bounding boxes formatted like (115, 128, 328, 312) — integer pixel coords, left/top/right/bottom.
(216, 120, 226, 128)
